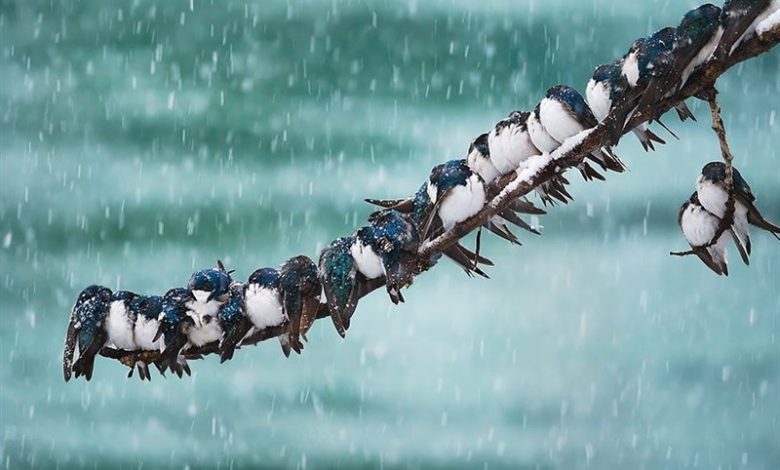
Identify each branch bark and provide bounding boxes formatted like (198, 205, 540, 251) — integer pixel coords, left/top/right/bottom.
(100, 24, 780, 368)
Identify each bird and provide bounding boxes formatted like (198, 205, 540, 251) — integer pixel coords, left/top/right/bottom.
(675, 4, 724, 90)
(187, 261, 233, 322)
(613, 27, 697, 139)
(127, 294, 165, 381)
(678, 192, 731, 276)
(319, 235, 365, 337)
(696, 161, 780, 259)
(363, 210, 420, 304)
(425, 159, 486, 235)
(104, 290, 140, 351)
(279, 255, 321, 354)
(538, 85, 625, 173)
(716, 0, 777, 60)
(215, 283, 249, 363)
(467, 133, 500, 184)
(527, 89, 611, 182)
(586, 63, 667, 152)
(154, 288, 197, 377)
(366, 182, 494, 278)
(220, 267, 292, 362)
(63, 285, 113, 382)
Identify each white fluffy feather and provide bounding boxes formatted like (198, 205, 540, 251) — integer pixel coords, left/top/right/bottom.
(134, 316, 162, 350)
(622, 51, 640, 88)
(350, 238, 384, 279)
(488, 124, 539, 174)
(245, 284, 286, 330)
(680, 202, 729, 269)
(106, 300, 136, 350)
(539, 97, 586, 143)
(526, 111, 560, 153)
(437, 174, 485, 231)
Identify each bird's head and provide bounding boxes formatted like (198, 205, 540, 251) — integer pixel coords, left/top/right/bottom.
(188, 267, 232, 303)
(247, 267, 281, 289)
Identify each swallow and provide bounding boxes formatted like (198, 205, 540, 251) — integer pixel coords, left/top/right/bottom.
(586, 63, 667, 151)
(154, 288, 196, 378)
(716, 0, 777, 60)
(319, 236, 364, 337)
(696, 161, 780, 261)
(187, 260, 233, 322)
(63, 285, 113, 382)
(104, 290, 140, 351)
(127, 294, 164, 381)
(216, 283, 249, 363)
(678, 192, 731, 275)
(365, 210, 420, 304)
(279, 255, 322, 354)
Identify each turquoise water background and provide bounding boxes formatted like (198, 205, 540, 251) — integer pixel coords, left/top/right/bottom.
(1, 0, 779, 468)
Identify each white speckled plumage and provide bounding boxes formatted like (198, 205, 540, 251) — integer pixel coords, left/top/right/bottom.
(106, 300, 136, 350)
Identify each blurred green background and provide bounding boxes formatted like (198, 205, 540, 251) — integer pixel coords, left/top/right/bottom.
(1, 0, 778, 468)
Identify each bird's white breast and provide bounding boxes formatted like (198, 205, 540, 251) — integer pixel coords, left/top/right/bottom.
(438, 174, 485, 231)
(732, 1, 780, 54)
(134, 316, 162, 351)
(187, 318, 223, 347)
(527, 112, 560, 153)
(539, 97, 586, 143)
(106, 300, 136, 350)
(585, 79, 611, 122)
(696, 179, 750, 224)
(623, 52, 640, 88)
(350, 239, 385, 279)
(245, 284, 285, 330)
(489, 125, 538, 174)
(681, 203, 721, 247)
(188, 296, 221, 322)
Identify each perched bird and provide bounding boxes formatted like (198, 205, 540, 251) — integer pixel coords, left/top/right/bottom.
(467, 133, 500, 184)
(187, 261, 232, 321)
(215, 283, 248, 363)
(696, 161, 780, 259)
(63, 285, 113, 382)
(128, 294, 164, 381)
(716, 0, 777, 60)
(678, 192, 731, 276)
(425, 159, 487, 234)
(586, 63, 666, 152)
(320, 236, 365, 337)
(104, 290, 140, 351)
(363, 210, 420, 303)
(527, 90, 611, 182)
(279, 255, 321, 354)
(154, 288, 196, 377)
(615, 27, 696, 138)
(675, 4, 724, 90)
(220, 268, 291, 362)
(537, 85, 625, 173)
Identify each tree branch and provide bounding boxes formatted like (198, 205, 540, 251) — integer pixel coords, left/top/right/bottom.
(100, 23, 780, 369)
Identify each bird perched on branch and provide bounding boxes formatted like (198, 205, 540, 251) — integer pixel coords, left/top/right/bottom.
(154, 288, 197, 377)
(187, 261, 232, 322)
(716, 0, 778, 60)
(695, 161, 780, 258)
(678, 192, 732, 275)
(527, 86, 616, 182)
(104, 290, 140, 351)
(128, 295, 164, 380)
(612, 27, 697, 141)
(586, 63, 667, 152)
(279, 255, 321, 354)
(215, 283, 249, 363)
(63, 285, 113, 381)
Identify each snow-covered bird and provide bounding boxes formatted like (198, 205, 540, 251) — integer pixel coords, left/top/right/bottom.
(63, 285, 113, 382)
(527, 88, 612, 182)
(678, 192, 731, 276)
(187, 261, 233, 323)
(586, 63, 666, 151)
(219, 268, 292, 362)
(104, 290, 140, 351)
(320, 236, 365, 337)
(362, 210, 420, 303)
(613, 27, 696, 139)
(127, 294, 164, 380)
(696, 161, 780, 260)
(279, 255, 321, 354)
(467, 133, 500, 184)
(716, 0, 779, 60)
(215, 283, 249, 363)
(154, 288, 197, 377)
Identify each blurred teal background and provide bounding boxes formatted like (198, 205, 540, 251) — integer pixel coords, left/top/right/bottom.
(1, 0, 779, 468)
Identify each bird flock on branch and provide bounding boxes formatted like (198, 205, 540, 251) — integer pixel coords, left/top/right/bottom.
(63, 1, 780, 382)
